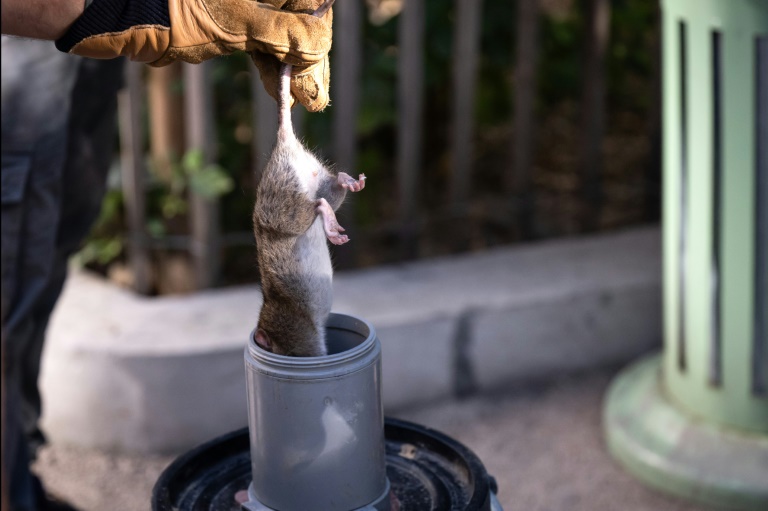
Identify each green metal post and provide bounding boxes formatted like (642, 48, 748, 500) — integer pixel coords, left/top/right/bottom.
(604, 1, 767, 509)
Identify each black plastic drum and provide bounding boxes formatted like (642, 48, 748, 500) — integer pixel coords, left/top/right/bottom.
(153, 418, 501, 511)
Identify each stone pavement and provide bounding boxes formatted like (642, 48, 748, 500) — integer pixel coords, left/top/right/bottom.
(33, 366, 712, 511)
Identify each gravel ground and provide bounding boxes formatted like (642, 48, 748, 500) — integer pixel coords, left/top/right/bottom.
(33, 368, 710, 511)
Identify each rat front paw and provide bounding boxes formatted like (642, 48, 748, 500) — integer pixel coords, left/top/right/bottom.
(327, 233, 350, 245)
(337, 172, 366, 192)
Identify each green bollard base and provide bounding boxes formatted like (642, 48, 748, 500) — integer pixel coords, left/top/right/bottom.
(604, 354, 768, 511)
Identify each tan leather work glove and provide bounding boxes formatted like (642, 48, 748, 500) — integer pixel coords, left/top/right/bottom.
(55, 0, 332, 110)
(250, 0, 331, 112)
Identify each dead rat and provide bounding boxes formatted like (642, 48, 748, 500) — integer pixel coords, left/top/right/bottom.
(252, 0, 364, 357)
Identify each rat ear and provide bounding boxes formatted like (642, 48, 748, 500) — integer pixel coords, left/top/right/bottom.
(255, 329, 272, 351)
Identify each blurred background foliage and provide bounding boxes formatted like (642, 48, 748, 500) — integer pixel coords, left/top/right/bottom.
(80, 0, 660, 293)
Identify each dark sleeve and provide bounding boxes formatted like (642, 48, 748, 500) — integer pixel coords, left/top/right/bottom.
(55, 0, 170, 53)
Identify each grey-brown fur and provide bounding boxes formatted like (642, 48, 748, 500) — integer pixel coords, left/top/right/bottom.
(252, 0, 363, 357)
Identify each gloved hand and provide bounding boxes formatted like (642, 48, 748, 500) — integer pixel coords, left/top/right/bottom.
(55, 0, 333, 110)
(250, 0, 331, 112)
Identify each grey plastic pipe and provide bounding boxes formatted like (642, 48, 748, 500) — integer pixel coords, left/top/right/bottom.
(242, 313, 390, 511)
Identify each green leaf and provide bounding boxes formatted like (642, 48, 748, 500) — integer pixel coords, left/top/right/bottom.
(161, 194, 188, 219)
(188, 164, 234, 198)
(97, 237, 124, 265)
(76, 236, 123, 266)
(182, 149, 205, 174)
(146, 218, 166, 238)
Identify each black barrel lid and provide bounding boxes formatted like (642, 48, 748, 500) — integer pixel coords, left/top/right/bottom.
(153, 418, 494, 511)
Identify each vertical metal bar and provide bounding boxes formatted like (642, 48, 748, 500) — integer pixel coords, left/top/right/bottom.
(397, 0, 424, 257)
(117, 61, 151, 295)
(646, 2, 662, 223)
(183, 61, 220, 289)
(678, 20, 688, 371)
(709, 30, 723, 386)
(580, 0, 611, 231)
(333, 0, 362, 174)
(719, 22, 759, 424)
(662, 6, 682, 382)
(147, 62, 185, 183)
(251, 67, 278, 190)
(449, 0, 483, 207)
(687, 19, 716, 388)
(754, 36, 767, 396)
(332, 0, 363, 268)
(508, 0, 540, 238)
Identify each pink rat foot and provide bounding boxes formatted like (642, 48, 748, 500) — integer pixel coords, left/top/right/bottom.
(316, 198, 349, 245)
(234, 490, 249, 505)
(337, 172, 366, 192)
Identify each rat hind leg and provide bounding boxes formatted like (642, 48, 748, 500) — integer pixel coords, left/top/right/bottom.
(316, 198, 349, 245)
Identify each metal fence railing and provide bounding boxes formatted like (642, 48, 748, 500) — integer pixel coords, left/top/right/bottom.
(116, 0, 658, 293)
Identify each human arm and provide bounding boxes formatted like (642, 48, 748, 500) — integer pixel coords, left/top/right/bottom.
(53, 0, 331, 67)
(0, 0, 85, 40)
(1, 0, 334, 111)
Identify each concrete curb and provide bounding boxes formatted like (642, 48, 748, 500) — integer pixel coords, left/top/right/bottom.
(40, 226, 661, 453)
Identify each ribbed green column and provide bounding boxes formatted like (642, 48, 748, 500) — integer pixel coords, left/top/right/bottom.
(604, 1, 768, 509)
(662, 0, 767, 434)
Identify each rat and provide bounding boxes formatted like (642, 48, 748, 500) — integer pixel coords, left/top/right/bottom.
(252, 0, 365, 357)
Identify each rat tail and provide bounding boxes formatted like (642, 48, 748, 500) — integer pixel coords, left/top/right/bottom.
(313, 0, 335, 17)
(276, 0, 334, 140)
(277, 63, 293, 140)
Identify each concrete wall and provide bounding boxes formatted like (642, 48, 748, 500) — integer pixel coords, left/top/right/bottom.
(40, 227, 661, 453)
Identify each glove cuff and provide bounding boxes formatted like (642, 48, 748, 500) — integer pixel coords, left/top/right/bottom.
(56, 0, 171, 61)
